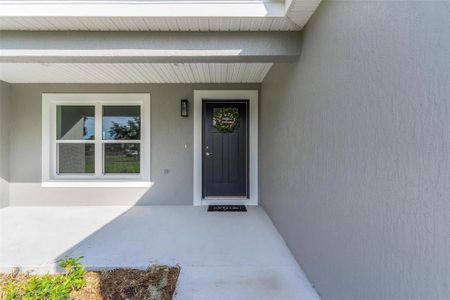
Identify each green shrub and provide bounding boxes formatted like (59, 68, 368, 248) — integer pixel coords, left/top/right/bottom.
(3, 256, 86, 300)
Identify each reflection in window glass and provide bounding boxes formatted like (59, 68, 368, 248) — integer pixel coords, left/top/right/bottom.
(102, 106, 140, 140)
(58, 143, 95, 174)
(104, 143, 140, 174)
(57, 106, 95, 140)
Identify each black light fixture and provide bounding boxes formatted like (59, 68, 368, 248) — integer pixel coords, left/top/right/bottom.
(181, 99, 189, 117)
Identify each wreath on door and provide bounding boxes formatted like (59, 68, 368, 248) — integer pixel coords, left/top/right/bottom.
(213, 107, 240, 133)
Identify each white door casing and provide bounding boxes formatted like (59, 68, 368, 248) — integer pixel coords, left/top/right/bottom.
(193, 90, 258, 206)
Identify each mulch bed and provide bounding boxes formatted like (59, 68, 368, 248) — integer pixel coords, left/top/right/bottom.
(0, 265, 180, 300)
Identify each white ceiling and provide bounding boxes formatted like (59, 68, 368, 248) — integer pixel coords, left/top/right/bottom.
(0, 1, 320, 84)
(0, 0, 321, 31)
(0, 17, 300, 31)
(0, 63, 273, 83)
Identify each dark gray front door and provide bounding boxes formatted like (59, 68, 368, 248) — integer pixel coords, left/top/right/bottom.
(202, 100, 249, 198)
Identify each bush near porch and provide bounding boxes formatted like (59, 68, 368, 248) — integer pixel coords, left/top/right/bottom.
(0, 257, 180, 300)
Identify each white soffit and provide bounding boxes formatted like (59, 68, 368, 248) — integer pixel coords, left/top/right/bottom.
(0, 17, 300, 31)
(0, 63, 273, 83)
(0, 0, 321, 31)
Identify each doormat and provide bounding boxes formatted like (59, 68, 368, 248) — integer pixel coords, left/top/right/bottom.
(207, 205, 247, 212)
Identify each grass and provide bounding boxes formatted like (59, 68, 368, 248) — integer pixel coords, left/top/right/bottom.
(82, 155, 138, 174)
(84, 160, 95, 174)
(105, 155, 139, 173)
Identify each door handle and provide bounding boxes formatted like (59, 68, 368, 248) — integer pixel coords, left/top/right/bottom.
(206, 152, 213, 156)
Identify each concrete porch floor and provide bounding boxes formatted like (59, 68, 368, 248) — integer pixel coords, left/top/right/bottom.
(0, 206, 319, 299)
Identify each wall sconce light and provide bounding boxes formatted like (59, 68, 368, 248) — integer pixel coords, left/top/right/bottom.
(181, 99, 189, 117)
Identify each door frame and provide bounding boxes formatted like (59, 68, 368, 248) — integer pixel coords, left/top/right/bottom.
(202, 100, 249, 199)
(193, 90, 258, 206)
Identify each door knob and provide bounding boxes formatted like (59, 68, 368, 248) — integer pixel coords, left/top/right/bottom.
(206, 152, 213, 156)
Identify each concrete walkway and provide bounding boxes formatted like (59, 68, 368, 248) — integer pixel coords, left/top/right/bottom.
(0, 206, 319, 299)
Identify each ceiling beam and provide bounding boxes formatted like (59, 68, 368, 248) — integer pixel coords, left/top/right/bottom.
(0, 31, 302, 63)
(285, 0, 322, 29)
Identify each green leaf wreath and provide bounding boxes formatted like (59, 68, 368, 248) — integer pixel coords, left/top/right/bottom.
(213, 107, 240, 133)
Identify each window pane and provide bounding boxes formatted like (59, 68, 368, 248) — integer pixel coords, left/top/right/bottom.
(57, 106, 95, 140)
(58, 144, 95, 174)
(103, 106, 140, 140)
(104, 143, 140, 174)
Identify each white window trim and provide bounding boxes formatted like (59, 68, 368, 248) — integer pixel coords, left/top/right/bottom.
(193, 90, 258, 206)
(42, 93, 151, 188)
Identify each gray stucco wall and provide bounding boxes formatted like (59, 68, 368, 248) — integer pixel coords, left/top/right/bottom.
(9, 83, 259, 206)
(260, 1, 450, 299)
(0, 81, 11, 207)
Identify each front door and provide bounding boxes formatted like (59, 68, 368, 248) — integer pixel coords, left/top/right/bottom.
(202, 100, 248, 198)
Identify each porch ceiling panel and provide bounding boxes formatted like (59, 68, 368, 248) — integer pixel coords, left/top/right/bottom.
(0, 0, 321, 31)
(0, 17, 301, 32)
(0, 63, 273, 83)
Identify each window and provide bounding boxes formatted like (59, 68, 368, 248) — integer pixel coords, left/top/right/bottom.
(102, 105, 141, 174)
(42, 94, 150, 187)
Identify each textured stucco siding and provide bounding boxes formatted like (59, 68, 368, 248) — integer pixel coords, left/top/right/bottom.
(260, 1, 450, 299)
(8, 83, 259, 206)
(0, 81, 11, 207)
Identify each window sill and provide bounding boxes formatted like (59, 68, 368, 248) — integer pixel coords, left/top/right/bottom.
(41, 181, 153, 188)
